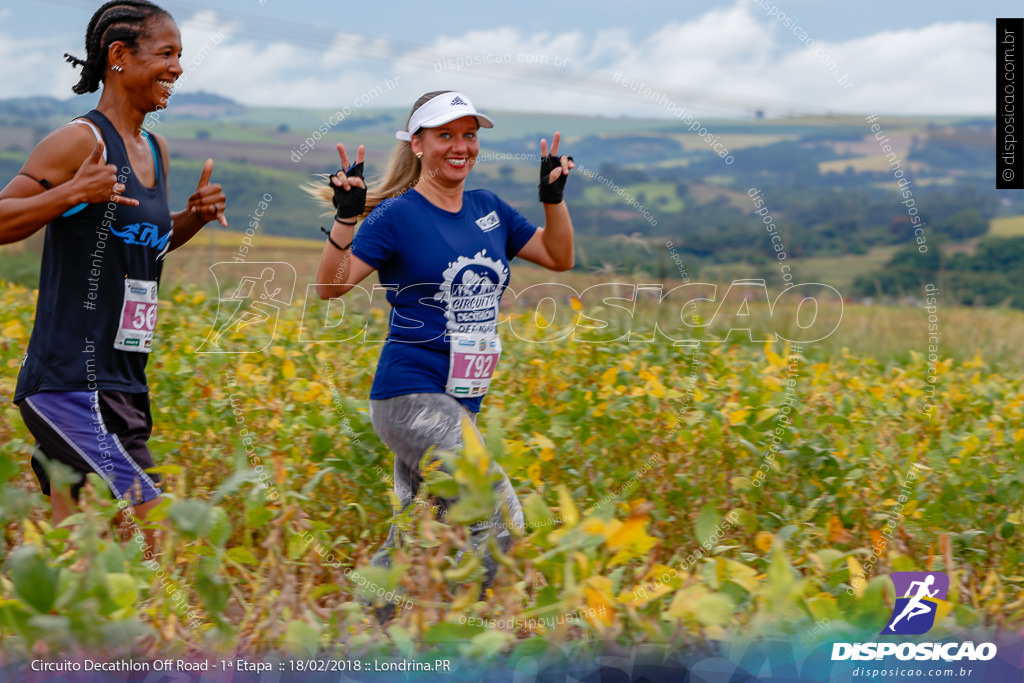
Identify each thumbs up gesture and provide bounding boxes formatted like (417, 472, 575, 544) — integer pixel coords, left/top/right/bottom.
(71, 140, 140, 207)
(187, 158, 228, 227)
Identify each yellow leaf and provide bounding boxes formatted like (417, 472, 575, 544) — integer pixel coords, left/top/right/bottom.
(557, 484, 579, 527)
(933, 597, 954, 624)
(582, 517, 610, 537)
(533, 432, 556, 461)
(667, 584, 708, 620)
(584, 576, 615, 626)
(460, 417, 490, 474)
(870, 529, 885, 552)
(723, 559, 760, 592)
(21, 519, 42, 547)
(980, 570, 998, 600)
(191, 291, 207, 305)
(600, 366, 619, 387)
(755, 407, 779, 422)
(606, 513, 658, 566)
(693, 592, 735, 626)
(1, 321, 25, 340)
(282, 360, 296, 379)
(727, 409, 749, 425)
(827, 514, 853, 543)
(573, 551, 590, 577)
(754, 531, 774, 553)
(532, 433, 555, 450)
(527, 462, 543, 488)
(847, 556, 865, 597)
(606, 516, 645, 549)
(569, 295, 583, 312)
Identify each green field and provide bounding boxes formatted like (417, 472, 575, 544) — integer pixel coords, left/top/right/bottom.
(2, 275, 1023, 666)
(582, 181, 684, 212)
(989, 215, 1024, 238)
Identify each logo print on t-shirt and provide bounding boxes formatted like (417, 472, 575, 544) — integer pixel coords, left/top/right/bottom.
(111, 222, 170, 252)
(475, 211, 500, 232)
(435, 250, 508, 335)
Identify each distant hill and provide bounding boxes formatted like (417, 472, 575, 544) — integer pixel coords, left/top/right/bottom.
(0, 93, 244, 125)
(0, 95, 1020, 302)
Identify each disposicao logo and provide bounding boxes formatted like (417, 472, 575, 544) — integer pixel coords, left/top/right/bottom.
(831, 571, 997, 662)
(882, 571, 948, 635)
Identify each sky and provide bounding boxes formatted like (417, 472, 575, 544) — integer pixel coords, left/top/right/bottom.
(0, 0, 1017, 118)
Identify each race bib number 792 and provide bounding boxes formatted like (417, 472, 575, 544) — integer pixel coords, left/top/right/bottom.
(446, 331, 501, 398)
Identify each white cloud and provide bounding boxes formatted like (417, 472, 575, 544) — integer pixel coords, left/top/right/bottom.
(0, 1, 995, 117)
(0, 33, 80, 100)
(812, 22, 993, 114)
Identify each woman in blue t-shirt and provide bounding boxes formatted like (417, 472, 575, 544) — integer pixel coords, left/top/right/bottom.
(313, 90, 574, 617)
(0, 1, 227, 549)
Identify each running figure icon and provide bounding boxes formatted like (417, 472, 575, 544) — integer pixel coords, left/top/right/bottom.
(198, 261, 297, 353)
(888, 574, 938, 631)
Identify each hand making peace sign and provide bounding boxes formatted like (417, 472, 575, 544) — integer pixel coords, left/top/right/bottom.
(539, 131, 574, 204)
(330, 143, 367, 222)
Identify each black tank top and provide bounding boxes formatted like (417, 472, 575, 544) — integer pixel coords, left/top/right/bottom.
(15, 109, 172, 401)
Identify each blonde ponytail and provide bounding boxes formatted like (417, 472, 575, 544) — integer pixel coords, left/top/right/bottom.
(304, 90, 454, 219)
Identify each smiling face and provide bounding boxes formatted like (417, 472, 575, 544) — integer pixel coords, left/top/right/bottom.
(110, 15, 183, 112)
(411, 116, 481, 187)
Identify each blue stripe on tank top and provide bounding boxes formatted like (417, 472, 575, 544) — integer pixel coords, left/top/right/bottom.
(61, 130, 160, 218)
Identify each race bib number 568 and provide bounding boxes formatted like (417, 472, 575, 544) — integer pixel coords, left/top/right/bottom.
(114, 278, 158, 353)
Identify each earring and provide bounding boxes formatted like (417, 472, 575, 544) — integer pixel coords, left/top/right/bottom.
(110, 64, 123, 72)
(415, 152, 422, 159)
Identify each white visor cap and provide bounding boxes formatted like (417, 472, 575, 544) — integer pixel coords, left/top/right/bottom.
(395, 92, 494, 141)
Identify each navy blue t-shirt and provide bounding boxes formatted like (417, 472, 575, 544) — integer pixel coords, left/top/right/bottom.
(352, 188, 537, 413)
(14, 110, 172, 402)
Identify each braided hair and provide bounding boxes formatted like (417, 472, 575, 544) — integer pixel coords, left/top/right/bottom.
(63, 1, 172, 95)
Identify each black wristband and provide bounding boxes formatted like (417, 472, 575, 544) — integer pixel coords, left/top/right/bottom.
(331, 162, 367, 221)
(320, 226, 353, 251)
(539, 155, 573, 204)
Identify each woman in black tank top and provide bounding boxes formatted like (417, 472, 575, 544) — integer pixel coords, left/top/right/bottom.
(0, 1, 228, 546)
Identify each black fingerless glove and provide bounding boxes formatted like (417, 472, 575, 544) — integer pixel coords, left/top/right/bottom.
(331, 162, 366, 221)
(538, 155, 573, 204)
